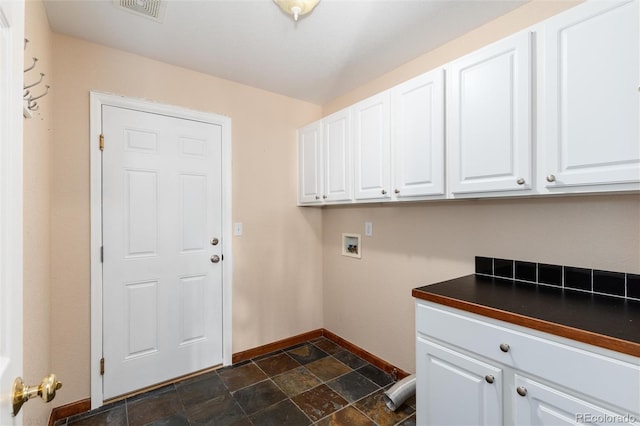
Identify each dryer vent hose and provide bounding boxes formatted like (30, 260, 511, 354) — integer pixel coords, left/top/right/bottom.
(382, 374, 416, 411)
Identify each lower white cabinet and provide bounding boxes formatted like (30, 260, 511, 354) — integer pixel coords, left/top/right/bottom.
(416, 301, 640, 426)
(417, 336, 502, 426)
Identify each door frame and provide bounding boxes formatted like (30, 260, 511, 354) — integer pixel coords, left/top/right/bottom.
(89, 91, 232, 409)
(0, 1, 23, 423)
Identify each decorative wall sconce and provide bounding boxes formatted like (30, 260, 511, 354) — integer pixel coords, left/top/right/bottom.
(23, 39, 50, 118)
(273, 0, 320, 21)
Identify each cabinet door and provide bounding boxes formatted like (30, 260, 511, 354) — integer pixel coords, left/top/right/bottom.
(542, 0, 640, 190)
(392, 68, 445, 198)
(514, 375, 639, 426)
(323, 109, 352, 202)
(297, 121, 323, 204)
(417, 336, 502, 426)
(353, 91, 391, 200)
(448, 31, 532, 195)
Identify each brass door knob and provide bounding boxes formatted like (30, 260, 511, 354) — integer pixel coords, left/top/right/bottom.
(12, 374, 62, 416)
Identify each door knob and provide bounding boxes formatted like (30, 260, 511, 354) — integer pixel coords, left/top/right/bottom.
(210, 238, 219, 246)
(12, 374, 62, 416)
(210, 255, 220, 263)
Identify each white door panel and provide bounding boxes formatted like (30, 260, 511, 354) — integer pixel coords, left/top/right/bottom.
(102, 105, 223, 399)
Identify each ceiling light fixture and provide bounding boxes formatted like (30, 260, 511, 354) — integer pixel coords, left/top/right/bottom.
(273, 0, 320, 21)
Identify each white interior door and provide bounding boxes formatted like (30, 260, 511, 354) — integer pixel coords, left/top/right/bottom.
(101, 105, 224, 400)
(0, 1, 23, 424)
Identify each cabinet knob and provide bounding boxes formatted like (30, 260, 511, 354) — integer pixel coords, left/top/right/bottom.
(315, 195, 320, 200)
(394, 189, 400, 194)
(516, 386, 528, 397)
(546, 174, 556, 183)
(499, 343, 510, 353)
(323, 195, 328, 199)
(381, 189, 387, 195)
(516, 178, 525, 185)
(485, 375, 495, 384)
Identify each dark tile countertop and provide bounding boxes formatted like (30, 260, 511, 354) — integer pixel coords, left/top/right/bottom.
(413, 274, 640, 358)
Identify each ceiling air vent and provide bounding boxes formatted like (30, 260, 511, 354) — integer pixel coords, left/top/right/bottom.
(115, 0, 166, 22)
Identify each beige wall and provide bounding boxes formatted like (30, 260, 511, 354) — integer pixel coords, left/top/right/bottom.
(323, 195, 640, 373)
(50, 35, 323, 406)
(23, 1, 53, 424)
(321, 0, 640, 374)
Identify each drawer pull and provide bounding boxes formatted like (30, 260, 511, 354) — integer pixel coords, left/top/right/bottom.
(517, 386, 528, 397)
(499, 343, 510, 353)
(485, 375, 495, 384)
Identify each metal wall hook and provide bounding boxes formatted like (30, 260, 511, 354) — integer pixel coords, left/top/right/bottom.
(24, 57, 38, 73)
(24, 72, 45, 90)
(28, 85, 50, 103)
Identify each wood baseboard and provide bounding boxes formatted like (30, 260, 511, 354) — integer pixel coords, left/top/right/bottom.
(321, 329, 411, 380)
(48, 398, 91, 426)
(231, 329, 324, 363)
(50, 328, 410, 424)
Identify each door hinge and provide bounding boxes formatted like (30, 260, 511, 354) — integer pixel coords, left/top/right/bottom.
(100, 358, 105, 375)
(100, 246, 104, 263)
(99, 134, 104, 151)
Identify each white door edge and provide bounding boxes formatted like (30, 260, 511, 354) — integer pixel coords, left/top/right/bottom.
(89, 91, 233, 410)
(0, 1, 24, 424)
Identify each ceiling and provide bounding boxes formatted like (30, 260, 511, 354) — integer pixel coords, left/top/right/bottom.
(43, 0, 527, 105)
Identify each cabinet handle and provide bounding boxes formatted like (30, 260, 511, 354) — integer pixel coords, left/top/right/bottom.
(516, 178, 525, 185)
(516, 386, 528, 397)
(485, 375, 495, 384)
(546, 174, 556, 183)
(499, 343, 510, 353)
(394, 189, 400, 194)
(381, 189, 387, 195)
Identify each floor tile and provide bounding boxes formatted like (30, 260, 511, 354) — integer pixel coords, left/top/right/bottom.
(326, 371, 379, 403)
(126, 387, 186, 426)
(312, 338, 344, 355)
(56, 337, 412, 426)
(255, 352, 301, 377)
(66, 404, 127, 426)
(218, 362, 268, 392)
(233, 379, 287, 415)
(175, 371, 227, 407)
(315, 406, 376, 426)
(356, 364, 394, 387)
(354, 390, 415, 426)
(305, 356, 351, 381)
(291, 384, 348, 422)
(333, 350, 367, 369)
(185, 391, 249, 426)
(272, 366, 322, 397)
(396, 413, 416, 426)
(287, 344, 329, 365)
(249, 399, 311, 426)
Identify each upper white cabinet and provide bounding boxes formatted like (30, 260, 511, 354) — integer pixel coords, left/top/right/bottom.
(323, 108, 352, 202)
(353, 91, 392, 200)
(448, 31, 533, 196)
(297, 121, 323, 204)
(540, 0, 640, 192)
(391, 68, 446, 199)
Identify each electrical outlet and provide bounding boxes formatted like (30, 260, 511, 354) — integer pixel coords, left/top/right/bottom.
(365, 222, 373, 237)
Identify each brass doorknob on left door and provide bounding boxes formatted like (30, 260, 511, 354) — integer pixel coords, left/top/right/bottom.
(12, 374, 62, 416)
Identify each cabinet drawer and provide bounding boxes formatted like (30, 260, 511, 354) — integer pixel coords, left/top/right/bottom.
(416, 301, 640, 415)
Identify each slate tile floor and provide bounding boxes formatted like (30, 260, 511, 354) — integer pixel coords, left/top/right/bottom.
(56, 337, 416, 426)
